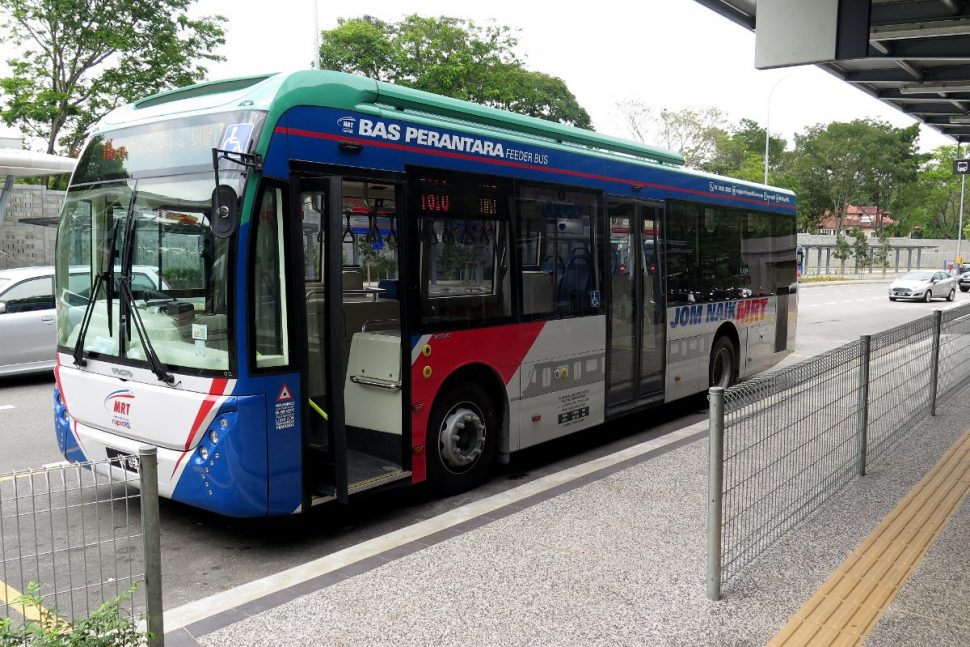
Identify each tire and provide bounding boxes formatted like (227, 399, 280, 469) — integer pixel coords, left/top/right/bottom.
(961, 286, 969, 293)
(924, 290, 932, 303)
(426, 382, 498, 496)
(948, 288, 956, 302)
(709, 336, 738, 389)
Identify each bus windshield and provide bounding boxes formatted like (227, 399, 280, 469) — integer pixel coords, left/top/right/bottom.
(55, 172, 236, 374)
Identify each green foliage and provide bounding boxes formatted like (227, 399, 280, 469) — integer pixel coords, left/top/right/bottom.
(850, 228, 869, 271)
(706, 118, 786, 183)
(161, 266, 202, 289)
(873, 227, 893, 274)
(895, 145, 968, 239)
(319, 15, 592, 129)
(833, 233, 853, 274)
(0, 0, 226, 156)
(784, 119, 920, 235)
(0, 583, 149, 646)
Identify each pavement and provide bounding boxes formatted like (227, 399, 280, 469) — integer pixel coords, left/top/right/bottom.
(162, 383, 970, 647)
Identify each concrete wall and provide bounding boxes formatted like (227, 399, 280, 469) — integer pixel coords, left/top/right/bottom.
(797, 233, 969, 274)
(0, 184, 64, 270)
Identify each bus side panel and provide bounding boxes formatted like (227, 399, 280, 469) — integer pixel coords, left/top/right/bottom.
(264, 375, 304, 515)
(408, 322, 546, 483)
(171, 394, 270, 517)
(512, 316, 607, 451)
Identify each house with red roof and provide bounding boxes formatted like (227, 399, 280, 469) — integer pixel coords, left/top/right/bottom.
(818, 205, 894, 238)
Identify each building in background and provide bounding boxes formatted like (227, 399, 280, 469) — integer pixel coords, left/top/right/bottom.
(0, 139, 75, 269)
(818, 206, 894, 238)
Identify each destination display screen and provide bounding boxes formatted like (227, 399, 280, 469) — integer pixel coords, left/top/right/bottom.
(74, 110, 266, 183)
(417, 174, 505, 218)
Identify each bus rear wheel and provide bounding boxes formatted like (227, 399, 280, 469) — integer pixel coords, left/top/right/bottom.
(427, 382, 497, 496)
(709, 336, 738, 389)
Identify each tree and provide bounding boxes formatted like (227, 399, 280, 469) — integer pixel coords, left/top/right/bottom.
(895, 145, 966, 238)
(873, 227, 893, 276)
(320, 15, 591, 128)
(706, 118, 787, 183)
(0, 0, 226, 157)
(850, 228, 869, 272)
(785, 120, 918, 238)
(833, 233, 852, 275)
(614, 102, 728, 167)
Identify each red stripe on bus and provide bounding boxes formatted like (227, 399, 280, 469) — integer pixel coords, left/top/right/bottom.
(171, 378, 230, 478)
(274, 126, 796, 212)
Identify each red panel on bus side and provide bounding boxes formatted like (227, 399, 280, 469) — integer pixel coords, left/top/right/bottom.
(410, 321, 546, 482)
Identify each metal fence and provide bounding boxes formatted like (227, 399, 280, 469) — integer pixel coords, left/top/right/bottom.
(706, 303, 970, 600)
(0, 447, 162, 645)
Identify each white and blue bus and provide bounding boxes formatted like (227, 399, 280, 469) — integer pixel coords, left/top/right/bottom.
(52, 71, 797, 516)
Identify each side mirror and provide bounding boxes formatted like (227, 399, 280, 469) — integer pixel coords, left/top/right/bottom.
(211, 185, 239, 239)
(0, 302, 5, 314)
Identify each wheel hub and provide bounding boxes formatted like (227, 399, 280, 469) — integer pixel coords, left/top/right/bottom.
(438, 405, 486, 471)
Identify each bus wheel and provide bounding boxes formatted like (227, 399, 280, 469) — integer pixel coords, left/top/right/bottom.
(709, 336, 737, 389)
(427, 382, 497, 495)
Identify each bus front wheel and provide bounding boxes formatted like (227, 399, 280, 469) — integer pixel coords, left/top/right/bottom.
(709, 336, 738, 389)
(426, 382, 498, 496)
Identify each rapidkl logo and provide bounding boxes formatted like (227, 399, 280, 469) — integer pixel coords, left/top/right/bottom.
(337, 116, 356, 134)
(104, 389, 135, 429)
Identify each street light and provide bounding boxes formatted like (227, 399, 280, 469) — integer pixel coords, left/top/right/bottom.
(763, 72, 801, 185)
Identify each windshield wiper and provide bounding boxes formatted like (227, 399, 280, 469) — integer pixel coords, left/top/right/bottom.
(72, 220, 120, 367)
(118, 212, 174, 385)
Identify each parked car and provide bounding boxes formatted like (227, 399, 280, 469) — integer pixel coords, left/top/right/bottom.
(0, 265, 168, 377)
(958, 264, 970, 293)
(888, 270, 957, 302)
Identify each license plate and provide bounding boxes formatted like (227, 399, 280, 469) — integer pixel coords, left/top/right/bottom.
(106, 448, 139, 473)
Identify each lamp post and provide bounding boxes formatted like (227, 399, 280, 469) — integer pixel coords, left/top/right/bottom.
(763, 72, 799, 185)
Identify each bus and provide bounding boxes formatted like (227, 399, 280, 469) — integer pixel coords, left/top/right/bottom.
(52, 71, 797, 517)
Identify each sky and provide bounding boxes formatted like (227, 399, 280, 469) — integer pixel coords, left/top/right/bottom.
(0, 0, 956, 153)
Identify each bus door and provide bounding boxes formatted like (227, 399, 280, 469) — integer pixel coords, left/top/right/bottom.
(293, 175, 410, 504)
(606, 199, 665, 412)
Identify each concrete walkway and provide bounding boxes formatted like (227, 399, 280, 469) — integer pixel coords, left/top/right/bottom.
(163, 385, 970, 647)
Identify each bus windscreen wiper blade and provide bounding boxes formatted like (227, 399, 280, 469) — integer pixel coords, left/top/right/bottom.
(118, 276, 175, 384)
(72, 220, 120, 367)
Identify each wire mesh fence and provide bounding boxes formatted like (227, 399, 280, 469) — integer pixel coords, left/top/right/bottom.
(0, 450, 162, 644)
(708, 302, 970, 599)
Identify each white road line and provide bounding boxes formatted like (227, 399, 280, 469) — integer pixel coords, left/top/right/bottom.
(0, 405, 14, 411)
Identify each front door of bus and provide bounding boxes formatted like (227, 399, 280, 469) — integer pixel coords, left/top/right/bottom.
(294, 175, 409, 504)
(606, 200, 664, 410)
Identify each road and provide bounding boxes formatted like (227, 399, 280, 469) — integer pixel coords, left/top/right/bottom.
(0, 278, 966, 608)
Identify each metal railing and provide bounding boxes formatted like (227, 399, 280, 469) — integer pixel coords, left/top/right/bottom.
(0, 447, 163, 645)
(706, 303, 970, 600)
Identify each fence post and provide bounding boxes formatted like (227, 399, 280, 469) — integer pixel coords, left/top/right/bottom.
(706, 386, 725, 602)
(139, 446, 164, 647)
(930, 309, 942, 416)
(856, 335, 871, 477)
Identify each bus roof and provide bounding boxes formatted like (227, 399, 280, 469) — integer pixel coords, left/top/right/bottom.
(97, 70, 794, 196)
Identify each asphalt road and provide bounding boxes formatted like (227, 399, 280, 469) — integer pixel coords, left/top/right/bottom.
(0, 278, 966, 608)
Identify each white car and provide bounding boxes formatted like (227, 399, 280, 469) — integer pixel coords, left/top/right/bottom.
(888, 270, 957, 303)
(0, 265, 167, 377)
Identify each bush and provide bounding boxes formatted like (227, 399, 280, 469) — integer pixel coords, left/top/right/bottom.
(0, 583, 150, 647)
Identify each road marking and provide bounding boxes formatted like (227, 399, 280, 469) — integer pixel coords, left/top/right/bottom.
(0, 580, 63, 626)
(0, 405, 14, 411)
(769, 425, 970, 646)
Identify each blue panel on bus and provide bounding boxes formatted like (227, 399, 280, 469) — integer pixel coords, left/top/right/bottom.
(171, 395, 269, 517)
(263, 106, 795, 214)
(265, 374, 303, 515)
(54, 385, 88, 463)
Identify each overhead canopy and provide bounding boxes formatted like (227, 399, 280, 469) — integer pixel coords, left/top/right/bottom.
(696, 0, 970, 143)
(0, 148, 76, 177)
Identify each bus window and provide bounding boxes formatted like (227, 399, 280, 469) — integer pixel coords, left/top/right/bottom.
(413, 171, 512, 328)
(664, 203, 701, 305)
(516, 183, 601, 318)
(252, 186, 290, 369)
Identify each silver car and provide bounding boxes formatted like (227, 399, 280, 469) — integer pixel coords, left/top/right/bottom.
(0, 265, 167, 377)
(888, 270, 957, 302)
(0, 266, 57, 376)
